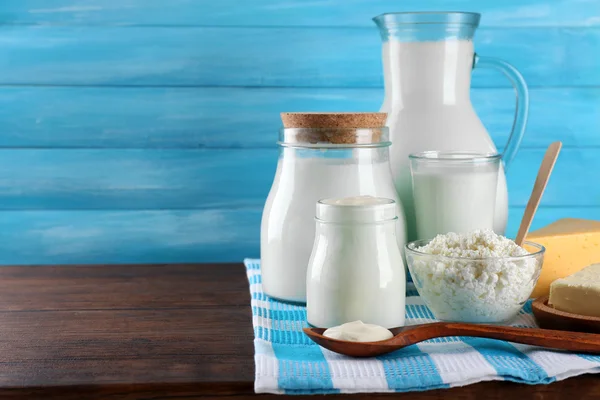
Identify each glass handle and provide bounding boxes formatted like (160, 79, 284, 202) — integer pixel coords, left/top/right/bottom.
(473, 54, 529, 171)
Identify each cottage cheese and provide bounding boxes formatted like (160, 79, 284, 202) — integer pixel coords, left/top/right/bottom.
(407, 230, 540, 323)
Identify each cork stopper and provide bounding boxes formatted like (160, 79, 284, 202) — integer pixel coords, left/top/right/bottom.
(280, 112, 388, 145)
(281, 112, 387, 129)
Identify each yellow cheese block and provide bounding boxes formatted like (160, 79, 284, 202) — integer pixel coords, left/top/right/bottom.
(527, 218, 600, 298)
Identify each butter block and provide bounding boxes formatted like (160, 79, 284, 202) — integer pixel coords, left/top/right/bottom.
(549, 264, 600, 317)
(527, 218, 600, 298)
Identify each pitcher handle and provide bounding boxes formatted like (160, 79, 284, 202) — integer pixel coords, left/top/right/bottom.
(473, 54, 529, 171)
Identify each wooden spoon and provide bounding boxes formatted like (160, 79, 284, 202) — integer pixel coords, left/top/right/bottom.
(514, 141, 562, 246)
(304, 322, 600, 357)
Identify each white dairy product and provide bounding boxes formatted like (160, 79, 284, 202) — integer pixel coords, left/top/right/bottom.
(323, 320, 394, 342)
(261, 152, 406, 303)
(380, 38, 509, 239)
(306, 196, 406, 328)
(406, 230, 541, 323)
(412, 169, 498, 240)
(549, 264, 600, 317)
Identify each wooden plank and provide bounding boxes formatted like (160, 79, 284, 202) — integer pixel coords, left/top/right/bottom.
(507, 148, 600, 208)
(0, 148, 595, 210)
(0, 310, 254, 359)
(0, 26, 596, 87)
(0, 206, 597, 265)
(0, 148, 277, 209)
(0, 86, 596, 149)
(0, 209, 262, 265)
(2, 0, 598, 27)
(0, 264, 253, 310)
(0, 356, 253, 388)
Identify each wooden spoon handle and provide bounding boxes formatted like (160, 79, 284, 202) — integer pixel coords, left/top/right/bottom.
(514, 141, 562, 246)
(430, 322, 600, 353)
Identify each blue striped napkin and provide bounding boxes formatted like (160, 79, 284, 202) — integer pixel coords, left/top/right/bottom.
(245, 259, 600, 394)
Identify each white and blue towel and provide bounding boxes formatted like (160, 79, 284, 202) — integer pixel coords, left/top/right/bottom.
(245, 259, 600, 394)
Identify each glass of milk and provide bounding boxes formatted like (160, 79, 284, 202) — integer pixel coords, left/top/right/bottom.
(409, 151, 501, 240)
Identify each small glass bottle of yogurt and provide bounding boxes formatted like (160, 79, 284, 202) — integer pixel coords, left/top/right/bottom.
(261, 113, 407, 303)
(306, 196, 406, 329)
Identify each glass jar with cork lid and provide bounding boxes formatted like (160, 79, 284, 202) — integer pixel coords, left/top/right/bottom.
(261, 112, 407, 303)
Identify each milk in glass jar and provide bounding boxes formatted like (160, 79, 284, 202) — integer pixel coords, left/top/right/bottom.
(260, 113, 407, 303)
(306, 196, 406, 328)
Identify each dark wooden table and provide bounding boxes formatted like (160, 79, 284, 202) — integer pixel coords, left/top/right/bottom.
(1, 263, 599, 399)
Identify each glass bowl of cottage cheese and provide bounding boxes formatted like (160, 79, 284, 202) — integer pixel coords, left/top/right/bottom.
(405, 230, 545, 323)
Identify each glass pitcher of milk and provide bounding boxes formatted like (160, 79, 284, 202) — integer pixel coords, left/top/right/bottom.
(373, 12, 528, 241)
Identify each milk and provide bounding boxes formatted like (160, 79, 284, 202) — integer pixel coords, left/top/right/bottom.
(380, 38, 509, 240)
(306, 196, 406, 328)
(261, 150, 406, 303)
(412, 168, 499, 240)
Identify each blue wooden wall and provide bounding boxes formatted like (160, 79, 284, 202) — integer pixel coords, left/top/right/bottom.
(0, 0, 599, 264)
